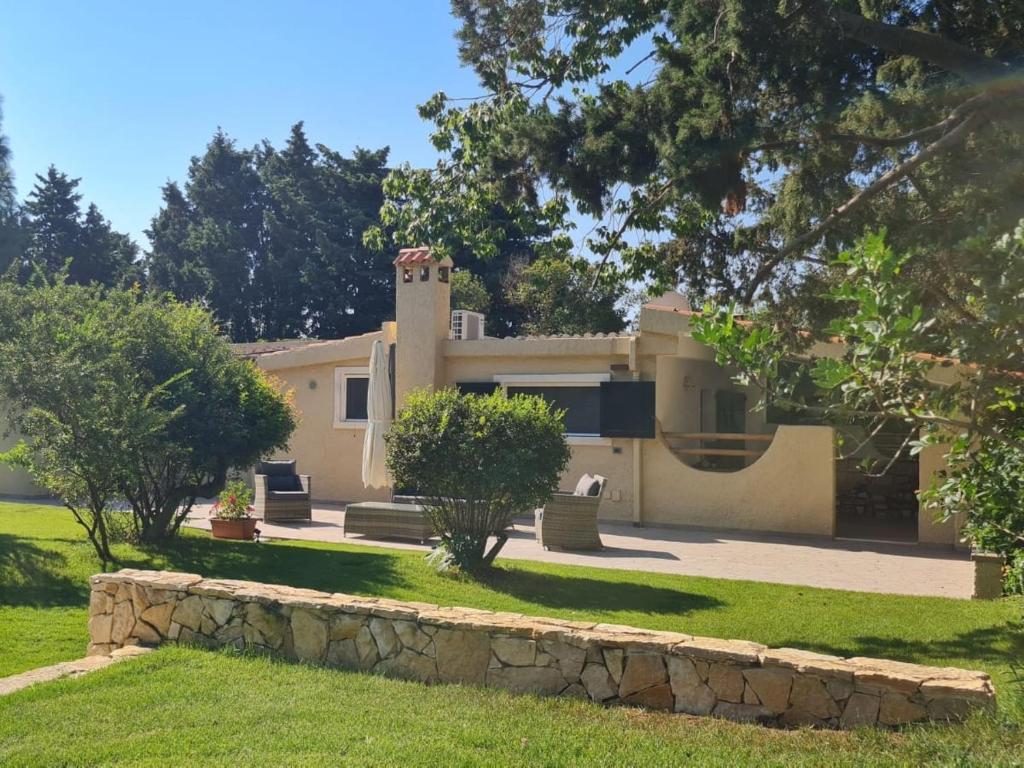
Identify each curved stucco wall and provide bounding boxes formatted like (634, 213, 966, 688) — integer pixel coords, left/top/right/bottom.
(641, 425, 836, 536)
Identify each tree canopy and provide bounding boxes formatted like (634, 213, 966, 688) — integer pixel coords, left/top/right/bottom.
(10, 166, 139, 286)
(376, 2, 1022, 311)
(146, 125, 393, 342)
(0, 279, 295, 564)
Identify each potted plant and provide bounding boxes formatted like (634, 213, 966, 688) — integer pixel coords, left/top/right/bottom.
(209, 480, 259, 540)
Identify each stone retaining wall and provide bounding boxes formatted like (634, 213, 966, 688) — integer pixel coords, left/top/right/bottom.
(88, 570, 995, 728)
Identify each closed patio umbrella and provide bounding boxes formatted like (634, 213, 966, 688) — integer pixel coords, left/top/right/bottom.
(361, 340, 392, 489)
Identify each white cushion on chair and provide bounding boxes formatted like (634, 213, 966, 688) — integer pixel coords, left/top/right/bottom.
(573, 474, 595, 496)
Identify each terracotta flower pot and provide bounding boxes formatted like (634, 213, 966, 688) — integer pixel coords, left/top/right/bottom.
(210, 517, 258, 541)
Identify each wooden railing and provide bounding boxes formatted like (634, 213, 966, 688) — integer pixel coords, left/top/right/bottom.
(661, 432, 775, 464)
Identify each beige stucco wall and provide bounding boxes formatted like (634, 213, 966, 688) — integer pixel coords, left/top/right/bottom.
(0, 417, 45, 497)
(261, 360, 390, 504)
(641, 425, 836, 535)
(917, 442, 966, 548)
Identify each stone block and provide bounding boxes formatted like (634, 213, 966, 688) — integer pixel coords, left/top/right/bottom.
(291, 609, 328, 663)
(879, 693, 927, 725)
(743, 668, 793, 713)
(543, 639, 587, 681)
(172, 595, 204, 632)
(110, 598, 135, 645)
(603, 648, 624, 684)
(88, 612, 113, 645)
(487, 665, 566, 695)
(789, 675, 840, 719)
(675, 637, 765, 664)
(492, 637, 537, 667)
(434, 629, 490, 685)
(623, 683, 674, 711)
(369, 618, 399, 659)
(840, 692, 880, 728)
(580, 662, 617, 701)
(393, 620, 431, 653)
(245, 603, 287, 648)
(707, 663, 744, 704)
(139, 602, 175, 637)
(619, 654, 667, 698)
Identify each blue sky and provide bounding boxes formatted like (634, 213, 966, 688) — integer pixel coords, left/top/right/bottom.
(0, 1, 481, 248)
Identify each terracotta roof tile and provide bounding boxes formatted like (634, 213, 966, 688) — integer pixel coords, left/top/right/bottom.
(394, 247, 433, 265)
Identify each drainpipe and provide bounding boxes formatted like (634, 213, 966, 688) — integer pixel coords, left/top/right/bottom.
(629, 336, 643, 527)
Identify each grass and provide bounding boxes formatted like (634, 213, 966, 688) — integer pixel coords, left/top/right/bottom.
(1, 500, 1022, 766)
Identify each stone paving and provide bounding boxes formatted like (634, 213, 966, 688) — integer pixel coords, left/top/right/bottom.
(187, 503, 974, 599)
(0, 646, 153, 697)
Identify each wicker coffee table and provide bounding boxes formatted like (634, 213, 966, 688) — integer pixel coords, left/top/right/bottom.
(343, 502, 434, 543)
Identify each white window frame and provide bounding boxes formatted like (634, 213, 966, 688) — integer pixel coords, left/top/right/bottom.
(334, 366, 370, 428)
(493, 373, 611, 445)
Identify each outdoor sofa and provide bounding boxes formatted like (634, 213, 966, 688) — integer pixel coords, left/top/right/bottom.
(254, 460, 312, 522)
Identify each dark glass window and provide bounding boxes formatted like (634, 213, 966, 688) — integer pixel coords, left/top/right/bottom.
(419, 266, 430, 281)
(345, 376, 369, 420)
(438, 266, 450, 283)
(507, 386, 601, 434)
(402, 267, 413, 283)
(456, 381, 500, 396)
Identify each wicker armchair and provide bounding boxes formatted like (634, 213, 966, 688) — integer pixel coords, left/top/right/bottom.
(536, 474, 606, 551)
(254, 460, 312, 522)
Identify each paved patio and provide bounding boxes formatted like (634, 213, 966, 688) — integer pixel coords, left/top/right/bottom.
(187, 503, 974, 599)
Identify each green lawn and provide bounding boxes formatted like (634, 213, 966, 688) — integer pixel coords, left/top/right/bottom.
(1, 500, 1022, 766)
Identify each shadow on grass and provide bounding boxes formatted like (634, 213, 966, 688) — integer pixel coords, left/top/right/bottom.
(0, 534, 87, 607)
(478, 564, 725, 616)
(779, 619, 1024, 669)
(129, 535, 409, 598)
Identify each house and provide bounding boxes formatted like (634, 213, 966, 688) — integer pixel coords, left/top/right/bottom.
(252, 248, 964, 548)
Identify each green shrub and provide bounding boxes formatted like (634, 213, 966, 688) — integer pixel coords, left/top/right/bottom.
(386, 387, 570, 571)
(0, 279, 294, 565)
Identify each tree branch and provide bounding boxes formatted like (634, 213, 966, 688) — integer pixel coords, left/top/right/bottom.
(743, 109, 987, 303)
(829, 9, 1008, 84)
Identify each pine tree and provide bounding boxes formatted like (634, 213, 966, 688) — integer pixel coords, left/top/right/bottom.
(146, 125, 394, 342)
(21, 166, 138, 286)
(23, 166, 84, 278)
(146, 182, 211, 301)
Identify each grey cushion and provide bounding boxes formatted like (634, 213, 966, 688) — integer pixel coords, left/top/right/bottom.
(267, 474, 300, 492)
(259, 460, 297, 477)
(267, 490, 310, 501)
(585, 478, 603, 497)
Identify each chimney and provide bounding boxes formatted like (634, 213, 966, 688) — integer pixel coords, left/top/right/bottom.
(393, 247, 453, 410)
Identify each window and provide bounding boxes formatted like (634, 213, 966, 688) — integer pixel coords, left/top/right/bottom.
(496, 373, 610, 438)
(508, 386, 601, 435)
(419, 266, 430, 281)
(334, 366, 369, 426)
(438, 266, 450, 283)
(402, 267, 413, 283)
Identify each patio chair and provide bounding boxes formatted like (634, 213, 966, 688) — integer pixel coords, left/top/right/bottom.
(254, 460, 312, 522)
(535, 474, 606, 551)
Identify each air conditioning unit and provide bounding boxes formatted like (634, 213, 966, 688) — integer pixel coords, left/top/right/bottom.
(450, 310, 486, 341)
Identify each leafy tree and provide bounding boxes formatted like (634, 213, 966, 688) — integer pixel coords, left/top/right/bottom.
(365, 96, 598, 336)
(692, 226, 1024, 590)
(147, 125, 392, 342)
(386, 388, 570, 570)
(505, 254, 626, 336)
(0, 279, 295, 564)
(20, 166, 138, 286)
(434, 1, 1023, 304)
(451, 269, 491, 314)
